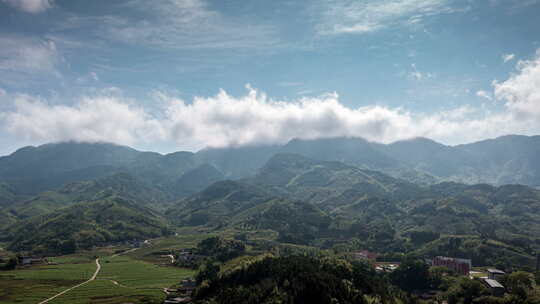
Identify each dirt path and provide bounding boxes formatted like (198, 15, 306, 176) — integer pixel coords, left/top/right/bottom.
(111, 247, 138, 257)
(37, 258, 101, 304)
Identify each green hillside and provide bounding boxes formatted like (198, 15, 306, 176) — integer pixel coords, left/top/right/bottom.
(0, 183, 19, 207)
(163, 154, 540, 269)
(2, 139, 540, 271)
(7, 172, 170, 220)
(5, 197, 173, 255)
(249, 153, 426, 207)
(166, 180, 272, 226)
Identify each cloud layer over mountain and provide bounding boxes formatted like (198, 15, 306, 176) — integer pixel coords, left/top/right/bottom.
(1, 49, 540, 152)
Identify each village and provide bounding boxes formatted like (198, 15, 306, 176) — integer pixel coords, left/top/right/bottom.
(352, 249, 524, 300)
(3, 239, 539, 304)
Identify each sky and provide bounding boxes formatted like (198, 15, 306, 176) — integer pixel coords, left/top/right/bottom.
(0, 0, 540, 155)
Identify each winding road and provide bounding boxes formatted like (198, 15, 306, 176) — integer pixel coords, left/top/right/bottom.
(37, 258, 101, 304)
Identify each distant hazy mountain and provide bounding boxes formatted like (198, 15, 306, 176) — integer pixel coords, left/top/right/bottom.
(173, 164, 226, 197)
(248, 153, 426, 208)
(199, 135, 540, 187)
(0, 142, 211, 197)
(2, 135, 538, 198)
(453, 135, 540, 185)
(195, 145, 280, 179)
(0, 142, 140, 194)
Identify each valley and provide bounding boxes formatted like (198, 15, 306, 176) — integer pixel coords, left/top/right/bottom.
(1, 136, 540, 303)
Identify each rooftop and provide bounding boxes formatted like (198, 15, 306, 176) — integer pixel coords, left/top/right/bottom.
(484, 279, 504, 289)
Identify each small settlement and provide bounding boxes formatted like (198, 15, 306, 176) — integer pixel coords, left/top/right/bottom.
(352, 251, 509, 299)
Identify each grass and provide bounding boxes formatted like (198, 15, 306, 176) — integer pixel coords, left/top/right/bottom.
(0, 260, 96, 303)
(0, 237, 197, 304)
(44, 280, 164, 304)
(50, 255, 195, 304)
(127, 233, 215, 263)
(98, 255, 194, 289)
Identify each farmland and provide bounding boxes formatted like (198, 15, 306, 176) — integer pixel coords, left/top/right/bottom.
(0, 237, 197, 304)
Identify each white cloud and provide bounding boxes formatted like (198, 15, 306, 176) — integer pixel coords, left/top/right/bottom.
(315, 0, 465, 35)
(2, 50, 540, 151)
(502, 53, 515, 63)
(476, 90, 493, 101)
(1, 95, 164, 146)
(494, 50, 540, 119)
(2, 0, 52, 13)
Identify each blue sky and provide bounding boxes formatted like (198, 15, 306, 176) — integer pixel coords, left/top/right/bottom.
(1, 0, 540, 155)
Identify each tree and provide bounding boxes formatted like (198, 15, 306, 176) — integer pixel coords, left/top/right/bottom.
(410, 230, 440, 245)
(445, 278, 488, 304)
(60, 239, 77, 254)
(430, 266, 455, 289)
(504, 271, 535, 300)
(391, 258, 430, 292)
(1, 256, 18, 270)
(196, 261, 220, 284)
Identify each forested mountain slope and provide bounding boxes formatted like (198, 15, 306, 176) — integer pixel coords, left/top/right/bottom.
(165, 154, 540, 268)
(4, 197, 173, 255)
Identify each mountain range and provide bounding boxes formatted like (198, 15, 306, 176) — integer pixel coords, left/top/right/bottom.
(1, 135, 540, 269)
(1, 135, 539, 199)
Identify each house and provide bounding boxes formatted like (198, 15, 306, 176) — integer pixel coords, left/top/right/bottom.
(483, 279, 505, 296)
(18, 256, 45, 266)
(374, 262, 400, 272)
(432, 256, 471, 276)
(487, 268, 505, 280)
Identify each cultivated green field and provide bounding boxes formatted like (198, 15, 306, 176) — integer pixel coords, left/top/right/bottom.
(0, 236, 197, 304)
(98, 255, 194, 289)
(42, 256, 195, 304)
(0, 259, 95, 303)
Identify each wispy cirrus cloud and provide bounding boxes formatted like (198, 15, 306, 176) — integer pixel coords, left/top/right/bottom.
(0, 36, 63, 88)
(0, 37, 60, 72)
(2, 0, 53, 13)
(314, 0, 467, 35)
(58, 0, 280, 50)
(502, 53, 515, 63)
